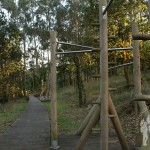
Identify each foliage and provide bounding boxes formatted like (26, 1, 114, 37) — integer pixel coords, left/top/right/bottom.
(141, 40, 150, 70)
(0, 10, 23, 101)
(0, 0, 150, 104)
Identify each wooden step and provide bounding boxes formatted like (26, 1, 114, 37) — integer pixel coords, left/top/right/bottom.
(135, 94, 150, 101)
(109, 115, 117, 118)
(109, 140, 119, 143)
(92, 128, 101, 131)
(109, 88, 117, 91)
(92, 102, 101, 105)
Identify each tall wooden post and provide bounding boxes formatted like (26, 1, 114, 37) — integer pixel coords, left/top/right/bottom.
(132, 22, 150, 149)
(50, 31, 59, 149)
(132, 22, 149, 119)
(99, 0, 109, 150)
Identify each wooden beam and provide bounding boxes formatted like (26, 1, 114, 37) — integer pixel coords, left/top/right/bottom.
(75, 106, 100, 150)
(108, 95, 130, 150)
(132, 22, 150, 119)
(132, 22, 150, 149)
(108, 88, 117, 91)
(135, 94, 150, 101)
(132, 34, 150, 40)
(76, 95, 100, 135)
(76, 94, 130, 150)
(50, 31, 59, 149)
(92, 128, 101, 131)
(99, 0, 109, 149)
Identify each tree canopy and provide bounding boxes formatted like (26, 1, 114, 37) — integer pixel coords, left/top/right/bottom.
(0, 0, 149, 105)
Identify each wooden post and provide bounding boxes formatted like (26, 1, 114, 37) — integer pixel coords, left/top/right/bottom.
(76, 94, 130, 150)
(76, 95, 100, 135)
(75, 106, 100, 150)
(50, 31, 59, 149)
(99, 0, 109, 150)
(132, 22, 150, 149)
(132, 22, 150, 119)
(108, 95, 130, 150)
(135, 95, 150, 101)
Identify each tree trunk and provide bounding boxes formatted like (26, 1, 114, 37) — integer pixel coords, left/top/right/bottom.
(23, 35, 26, 96)
(75, 57, 86, 107)
(124, 66, 130, 85)
(123, 51, 130, 85)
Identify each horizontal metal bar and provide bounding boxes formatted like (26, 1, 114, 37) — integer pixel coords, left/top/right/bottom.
(56, 47, 133, 55)
(108, 62, 133, 70)
(108, 47, 133, 51)
(103, 0, 114, 15)
(57, 41, 99, 50)
(132, 34, 150, 40)
(56, 49, 99, 55)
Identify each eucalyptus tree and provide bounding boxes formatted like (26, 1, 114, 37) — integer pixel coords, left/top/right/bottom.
(0, 9, 22, 101)
(54, 0, 87, 106)
(17, 0, 50, 92)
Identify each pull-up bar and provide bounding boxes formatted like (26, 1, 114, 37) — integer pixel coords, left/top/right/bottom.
(57, 41, 99, 50)
(108, 62, 133, 70)
(132, 34, 150, 40)
(103, 0, 114, 15)
(108, 47, 133, 51)
(56, 49, 99, 55)
(56, 47, 133, 55)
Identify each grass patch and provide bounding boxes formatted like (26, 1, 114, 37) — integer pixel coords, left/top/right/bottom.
(43, 86, 88, 135)
(0, 98, 28, 133)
